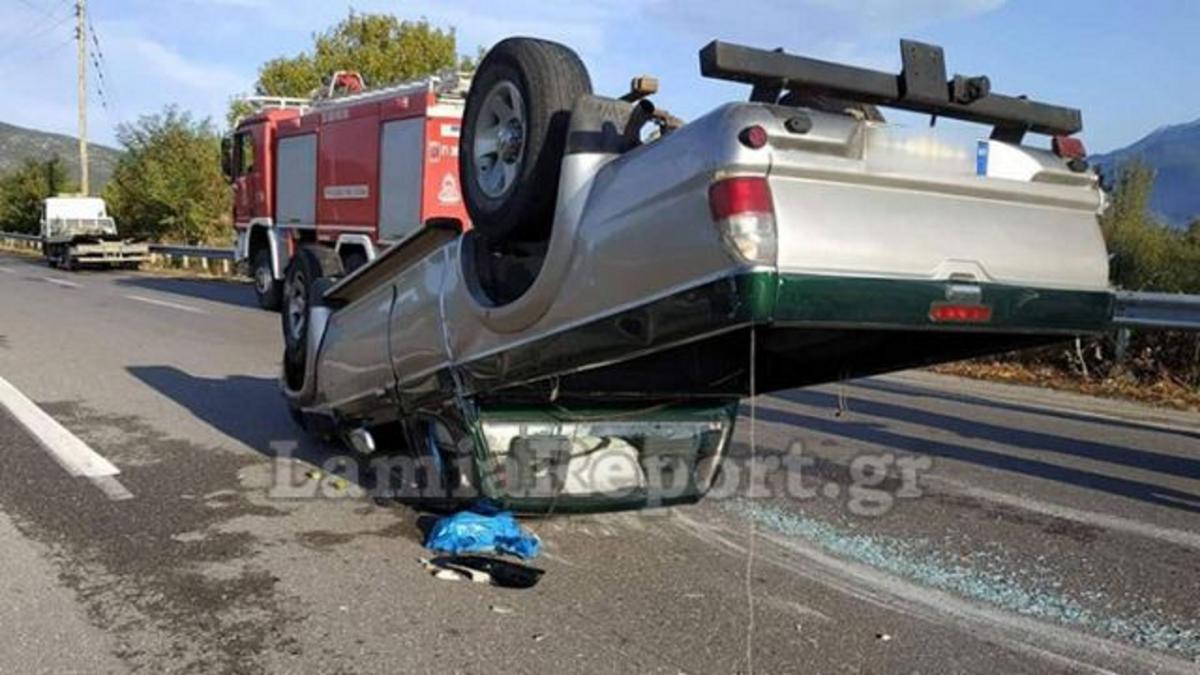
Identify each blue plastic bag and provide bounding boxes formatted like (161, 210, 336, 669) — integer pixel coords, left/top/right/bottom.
(425, 506, 541, 559)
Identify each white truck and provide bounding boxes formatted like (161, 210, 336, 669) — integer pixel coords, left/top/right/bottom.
(41, 197, 149, 271)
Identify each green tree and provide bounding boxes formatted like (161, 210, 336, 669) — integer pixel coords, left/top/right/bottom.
(103, 107, 231, 245)
(0, 156, 76, 234)
(1098, 161, 1194, 292)
(227, 12, 478, 126)
(1185, 218, 1200, 247)
(259, 12, 458, 96)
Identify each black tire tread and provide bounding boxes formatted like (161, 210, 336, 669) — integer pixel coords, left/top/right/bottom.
(253, 248, 282, 311)
(461, 37, 592, 242)
(281, 245, 342, 371)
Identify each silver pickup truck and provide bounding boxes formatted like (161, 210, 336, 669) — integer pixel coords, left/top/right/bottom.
(279, 37, 1111, 513)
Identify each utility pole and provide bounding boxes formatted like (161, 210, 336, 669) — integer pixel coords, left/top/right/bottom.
(76, 0, 88, 196)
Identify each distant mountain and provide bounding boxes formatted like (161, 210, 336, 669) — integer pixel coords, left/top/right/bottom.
(1091, 119, 1200, 229)
(0, 121, 121, 193)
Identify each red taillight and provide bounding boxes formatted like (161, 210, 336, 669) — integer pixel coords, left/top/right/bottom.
(708, 177, 776, 265)
(709, 177, 772, 221)
(1052, 135, 1086, 160)
(929, 303, 993, 323)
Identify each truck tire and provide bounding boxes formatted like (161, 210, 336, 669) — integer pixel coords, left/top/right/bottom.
(460, 37, 592, 242)
(282, 245, 343, 371)
(253, 248, 282, 311)
(341, 248, 369, 274)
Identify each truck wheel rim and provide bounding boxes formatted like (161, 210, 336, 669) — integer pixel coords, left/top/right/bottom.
(287, 271, 307, 342)
(474, 81, 526, 198)
(255, 263, 273, 294)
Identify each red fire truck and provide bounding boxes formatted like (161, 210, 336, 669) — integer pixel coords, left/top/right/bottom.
(223, 73, 471, 309)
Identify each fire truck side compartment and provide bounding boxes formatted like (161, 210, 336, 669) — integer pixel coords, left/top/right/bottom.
(378, 119, 427, 241)
(276, 135, 317, 226)
(258, 88, 468, 255)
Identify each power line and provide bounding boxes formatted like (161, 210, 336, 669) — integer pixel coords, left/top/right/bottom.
(20, 31, 75, 64)
(0, 6, 74, 64)
(12, 0, 61, 19)
(86, 17, 113, 112)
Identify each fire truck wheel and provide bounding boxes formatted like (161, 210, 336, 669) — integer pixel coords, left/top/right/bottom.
(253, 248, 282, 311)
(341, 248, 369, 274)
(282, 245, 343, 371)
(461, 37, 592, 242)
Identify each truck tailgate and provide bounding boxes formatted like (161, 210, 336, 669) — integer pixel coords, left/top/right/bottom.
(768, 122, 1108, 293)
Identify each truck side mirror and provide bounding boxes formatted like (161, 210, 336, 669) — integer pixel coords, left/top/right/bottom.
(220, 136, 234, 182)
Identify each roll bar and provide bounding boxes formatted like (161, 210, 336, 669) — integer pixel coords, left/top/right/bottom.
(700, 39, 1082, 142)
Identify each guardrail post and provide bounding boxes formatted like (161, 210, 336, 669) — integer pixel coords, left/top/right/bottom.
(1114, 327, 1130, 364)
(221, 260, 230, 276)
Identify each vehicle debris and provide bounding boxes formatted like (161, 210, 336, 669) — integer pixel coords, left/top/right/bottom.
(431, 555, 545, 589)
(420, 557, 491, 584)
(425, 506, 541, 560)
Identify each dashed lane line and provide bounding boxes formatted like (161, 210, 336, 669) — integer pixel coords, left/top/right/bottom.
(0, 375, 133, 501)
(926, 474, 1200, 552)
(43, 277, 81, 288)
(124, 294, 209, 315)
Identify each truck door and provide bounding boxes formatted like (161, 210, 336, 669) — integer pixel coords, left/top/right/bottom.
(232, 126, 264, 224)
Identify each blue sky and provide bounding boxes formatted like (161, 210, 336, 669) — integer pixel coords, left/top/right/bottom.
(0, 0, 1196, 153)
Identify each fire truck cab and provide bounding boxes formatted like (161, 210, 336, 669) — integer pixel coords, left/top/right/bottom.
(224, 74, 470, 310)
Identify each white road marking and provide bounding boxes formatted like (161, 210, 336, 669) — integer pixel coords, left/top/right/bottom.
(0, 376, 133, 500)
(125, 294, 208, 315)
(929, 475, 1200, 552)
(92, 475, 135, 501)
(0, 267, 17, 274)
(749, 400, 1200, 551)
(677, 514, 1195, 675)
(43, 277, 80, 288)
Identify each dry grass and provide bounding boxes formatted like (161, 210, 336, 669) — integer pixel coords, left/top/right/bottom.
(932, 360, 1200, 413)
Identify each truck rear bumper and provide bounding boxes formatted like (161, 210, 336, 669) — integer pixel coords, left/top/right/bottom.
(69, 242, 150, 264)
(772, 273, 1113, 334)
(455, 271, 1114, 402)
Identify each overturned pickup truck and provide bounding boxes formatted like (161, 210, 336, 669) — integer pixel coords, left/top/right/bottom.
(280, 37, 1112, 512)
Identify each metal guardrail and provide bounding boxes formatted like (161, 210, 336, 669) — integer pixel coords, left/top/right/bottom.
(1, 231, 238, 274)
(0, 232, 39, 242)
(6, 230, 1200, 328)
(1112, 291, 1200, 331)
(149, 243, 235, 260)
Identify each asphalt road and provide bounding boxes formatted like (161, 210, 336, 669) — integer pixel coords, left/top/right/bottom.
(1, 250, 1198, 674)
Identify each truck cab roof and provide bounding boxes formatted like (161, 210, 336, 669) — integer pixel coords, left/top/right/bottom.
(43, 197, 109, 219)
